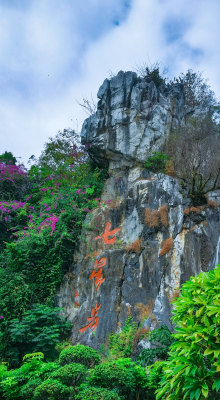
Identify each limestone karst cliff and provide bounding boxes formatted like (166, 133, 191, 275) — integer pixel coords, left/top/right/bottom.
(57, 71, 220, 348)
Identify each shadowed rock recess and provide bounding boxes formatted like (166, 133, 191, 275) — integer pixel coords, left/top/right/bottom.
(57, 71, 220, 348)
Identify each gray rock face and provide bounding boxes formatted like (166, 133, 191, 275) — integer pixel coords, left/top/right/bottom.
(81, 71, 185, 169)
(57, 168, 220, 347)
(57, 71, 220, 348)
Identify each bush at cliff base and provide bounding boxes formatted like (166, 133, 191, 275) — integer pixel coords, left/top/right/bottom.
(156, 266, 220, 400)
(89, 358, 148, 399)
(75, 386, 122, 400)
(58, 344, 101, 368)
(50, 362, 87, 386)
(0, 354, 60, 400)
(33, 378, 71, 400)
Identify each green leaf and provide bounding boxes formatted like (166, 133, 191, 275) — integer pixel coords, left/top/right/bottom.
(204, 348, 213, 356)
(212, 378, 220, 391)
(201, 383, 209, 398)
(195, 388, 201, 400)
(190, 390, 196, 400)
(196, 306, 204, 317)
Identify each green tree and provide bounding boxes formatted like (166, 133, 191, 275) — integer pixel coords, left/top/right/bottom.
(156, 267, 220, 400)
(51, 362, 87, 387)
(0, 354, 59, 400)
(137, 326, 174, 367)
(89, 358, 148, 400)
(37, 128, 87, 170)
(33, 379, 71, 400)
(59, 345, 101, 368)
(0, 151, 17, 165)
(173, 70, 217, 114)
(0, 305, 71, 366)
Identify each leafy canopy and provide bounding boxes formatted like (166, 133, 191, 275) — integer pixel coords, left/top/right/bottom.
(156, 266, 220, 400)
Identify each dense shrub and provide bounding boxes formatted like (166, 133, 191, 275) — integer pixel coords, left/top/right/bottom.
(137, 326, 174, 367)
(145, 152, 168, 173)
(146, 361, 166, 400)
(89, 358, 148, 399)
(138, 63, 166, 88)
(0, 159, 28, 201)
(75, 386, 122, 400)
(156, 267, 220, 400)
(51, 362, 87, 386)
(20, 378, 43, 399)
(0, 305, 71, 367)
(59, 345, 101, 368)
(89, 360, 135, 397)
(108, 316, 138, 358)
(33, 378, 71, 400)
(0, 355, 60, 399)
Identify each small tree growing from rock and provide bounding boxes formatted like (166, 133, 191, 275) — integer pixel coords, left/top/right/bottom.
(165, 116, 220, 205)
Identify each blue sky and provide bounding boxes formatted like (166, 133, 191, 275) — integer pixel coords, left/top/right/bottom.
(0, 0, 219, 164)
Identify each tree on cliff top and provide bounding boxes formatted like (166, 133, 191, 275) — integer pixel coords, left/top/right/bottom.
(173, 69, 217, 115)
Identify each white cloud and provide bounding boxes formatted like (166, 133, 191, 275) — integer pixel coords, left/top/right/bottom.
(0, 0, 219, 164)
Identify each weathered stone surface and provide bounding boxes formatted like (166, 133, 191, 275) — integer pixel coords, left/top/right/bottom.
(57, 168, 220, 347)
(57, 71, 220, 348)
(81, 71, 185, 169)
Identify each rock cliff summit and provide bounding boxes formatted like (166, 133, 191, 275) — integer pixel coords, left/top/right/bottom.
(81, 71, 184, 171)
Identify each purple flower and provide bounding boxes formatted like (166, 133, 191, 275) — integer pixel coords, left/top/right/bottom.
(0, 316, 4, 319)
(76, 189, 81, 194)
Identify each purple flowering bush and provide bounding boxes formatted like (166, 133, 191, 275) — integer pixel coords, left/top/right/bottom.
(0, 160, 29, 201)
(0, 133, 108, 367)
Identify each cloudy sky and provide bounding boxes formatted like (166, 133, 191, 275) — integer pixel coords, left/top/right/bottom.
(0, 0, 219, 164)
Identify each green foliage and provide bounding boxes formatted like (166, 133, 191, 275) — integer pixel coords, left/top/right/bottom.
(137, 326, 174, 366)
(75, 386, 122, 400)
(145, 152, 168, 173)
(37, 128, 86, 170)
(20, 378, 42, 399)
(0, 152, 17, 165)
(89, 359, 135, 398)
(0, 236, 63, 317)
(51, 362, 87, 386)
(59, 344, 101, 368)
(33, 378, 71, 400)
(140, 64, 166, 88)
(0, 304, 71, 367)
(156, 266, 220, 400)
(0, 356, 60, 399)
(89, 358, 148, 399)
(146, 361, 167, 399)
(0, 132, 108, 366)
(108, 316, 138, 358)
(0, 164, 107, 312)
(23, 352, 44, 362)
